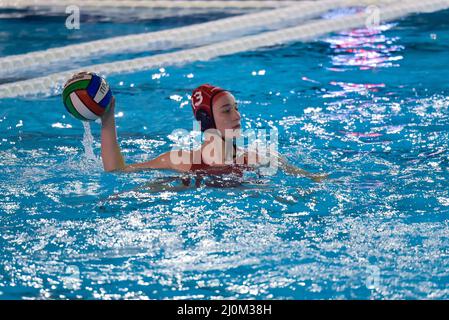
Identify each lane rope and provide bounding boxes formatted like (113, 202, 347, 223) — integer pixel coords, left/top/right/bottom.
(0, 0, 448, 98)
(0, 0, 380, 77)
(0, 0, 299, 9)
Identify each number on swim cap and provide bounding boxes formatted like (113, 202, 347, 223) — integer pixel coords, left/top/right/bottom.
(193, 91, 203, 107)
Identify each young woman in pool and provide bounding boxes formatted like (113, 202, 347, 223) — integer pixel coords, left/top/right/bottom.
(100, 84, 327, 182)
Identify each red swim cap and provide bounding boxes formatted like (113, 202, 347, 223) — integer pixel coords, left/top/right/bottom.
(191, 84, 228, 131)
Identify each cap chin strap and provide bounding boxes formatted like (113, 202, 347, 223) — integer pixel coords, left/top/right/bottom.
(222, 135, 237, 161)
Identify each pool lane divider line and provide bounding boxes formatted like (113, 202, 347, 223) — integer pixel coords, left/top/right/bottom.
(0, 0, 298, 10)
(0, 0, 448, 99)
(0, 0, 385, 78)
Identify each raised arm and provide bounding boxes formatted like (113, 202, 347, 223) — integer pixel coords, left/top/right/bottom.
(101, 97, 126, 172)
(100, 97, 192, 173)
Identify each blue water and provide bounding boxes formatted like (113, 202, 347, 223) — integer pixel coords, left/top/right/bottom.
(1, 8, 449, 299)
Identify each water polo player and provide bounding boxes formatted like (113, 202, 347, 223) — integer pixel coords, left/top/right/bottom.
(100, 83, 327, 182)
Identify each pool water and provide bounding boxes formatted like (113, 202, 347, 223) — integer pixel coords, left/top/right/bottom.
(1, 8, 449, 299)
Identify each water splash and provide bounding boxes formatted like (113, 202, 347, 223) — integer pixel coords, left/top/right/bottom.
(81, 121, 101, 168)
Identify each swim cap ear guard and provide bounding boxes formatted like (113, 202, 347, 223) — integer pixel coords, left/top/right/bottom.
(195, 109, 215, 132)
(191, 84, 227, 132)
